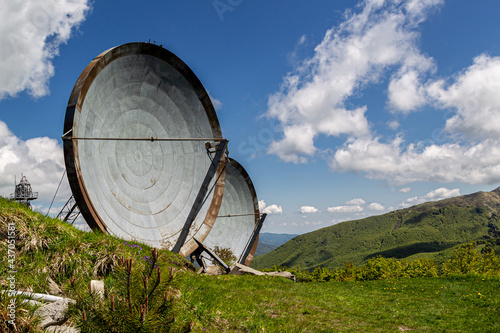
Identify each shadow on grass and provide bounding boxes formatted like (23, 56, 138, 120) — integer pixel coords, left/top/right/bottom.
(365, 241, 459, 260)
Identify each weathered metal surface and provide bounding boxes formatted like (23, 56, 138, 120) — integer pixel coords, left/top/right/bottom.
(202, 158, 261, 265)
(63, 42, 225, 255)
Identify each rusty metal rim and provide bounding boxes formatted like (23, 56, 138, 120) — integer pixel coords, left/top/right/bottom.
(63, 42, 224, 242)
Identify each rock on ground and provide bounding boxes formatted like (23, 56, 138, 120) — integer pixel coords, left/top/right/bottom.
(229, 263, 296, 282)
(34, 298, 75, 330)
(45, 325, 79, 333)
(90, 280, 105, 297)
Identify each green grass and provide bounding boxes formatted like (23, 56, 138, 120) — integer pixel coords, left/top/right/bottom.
(178, 275, 500, 332)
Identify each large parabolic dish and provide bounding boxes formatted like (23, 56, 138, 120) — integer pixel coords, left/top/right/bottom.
(63, 42, 225, 256)
(203, 158, 260, 265)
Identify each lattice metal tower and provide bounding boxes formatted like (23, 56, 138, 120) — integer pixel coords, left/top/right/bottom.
(10, 174, 38, 207)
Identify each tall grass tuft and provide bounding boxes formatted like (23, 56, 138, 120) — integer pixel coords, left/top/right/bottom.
(0, 292, 40, 333)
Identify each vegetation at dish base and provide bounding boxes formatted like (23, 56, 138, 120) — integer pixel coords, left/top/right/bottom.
(212, 245, 237, 266)
(1, 198, 499, 332)
(252, 187, 500, 271)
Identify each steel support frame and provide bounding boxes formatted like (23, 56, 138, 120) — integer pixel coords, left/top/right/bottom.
(189, 238, 230, 273)
(172, 139, 228, 253)
(238, 213, 267, 264)
(57, 195, 81, 224)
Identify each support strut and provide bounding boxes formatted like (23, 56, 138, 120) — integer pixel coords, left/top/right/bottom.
(172, 139, 228, 254)
(189, 238, 230, 273)
(56, 195, 81, 224)
(239, 213, 267, 265)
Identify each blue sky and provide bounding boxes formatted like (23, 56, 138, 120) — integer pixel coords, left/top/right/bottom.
(1, 0, 500, 234)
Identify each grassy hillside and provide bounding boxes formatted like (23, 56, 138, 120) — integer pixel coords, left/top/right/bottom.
(1, 197, 499, 332)
(252, 188, 500, 271)
(0, 197, 191, 294)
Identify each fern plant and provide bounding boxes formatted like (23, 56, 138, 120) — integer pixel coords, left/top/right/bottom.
(67, 248, 181, 332)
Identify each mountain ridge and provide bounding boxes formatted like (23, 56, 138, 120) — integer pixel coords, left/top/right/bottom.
(405, 186, 500, 213)
(251, 187, 500, 270)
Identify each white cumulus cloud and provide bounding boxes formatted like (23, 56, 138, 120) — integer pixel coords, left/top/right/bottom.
(266, 0, 500, 187)
(0, 121, 70, 206)
(0, 0, 91, 100)
(400, 187, 460, 208)
(388, 68, 431, 112)
(258, 200, 266, 212)
(331, 30, 500, 186)
(428, 54, 500, 140)
(258, 200, 283, 214)
(329, 135, 500, 185)
(299, 206, 319, 214)
(388, 120, 400, 130)
(399, 187, 412, 193)
(266, 0, 441, 164)
(345, 198, 366, 206)
(367, 202, 385, 211)
(327, 205, 364, 213)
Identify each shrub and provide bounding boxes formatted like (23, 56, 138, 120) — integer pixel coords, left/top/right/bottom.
(67, 248, 181, 332)
(442, 242, 500, 277)
(262, 242, 499, 282)
(403, 258, 438, 278)
(311, 266, 339, 282)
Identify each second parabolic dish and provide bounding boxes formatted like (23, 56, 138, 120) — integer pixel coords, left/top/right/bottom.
(63, 42, 226, 256)
(203, 158, 261, 265)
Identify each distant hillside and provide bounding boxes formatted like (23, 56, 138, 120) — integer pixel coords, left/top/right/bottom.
(255, 233, 298, 256)
(254, 242, 277, 257)
(252, 187, 500, 270)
